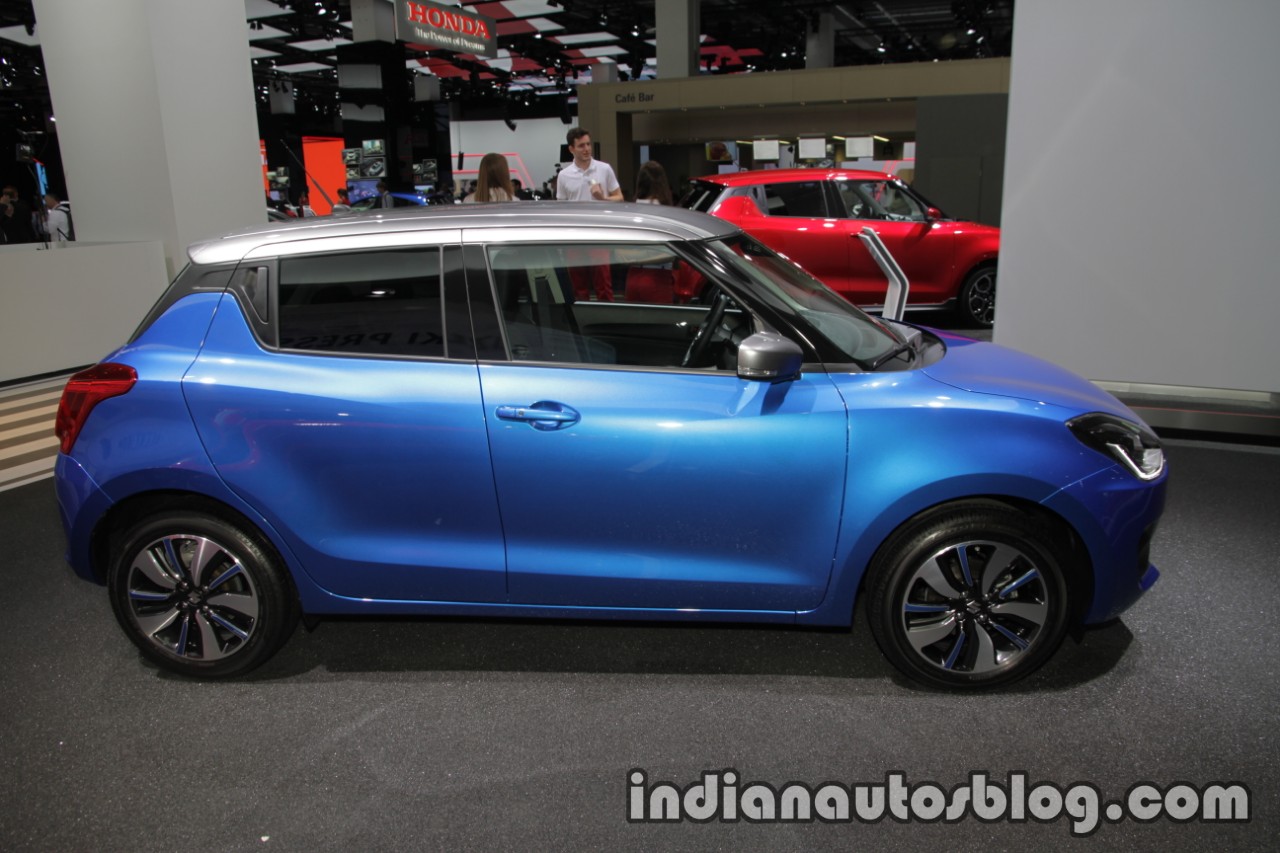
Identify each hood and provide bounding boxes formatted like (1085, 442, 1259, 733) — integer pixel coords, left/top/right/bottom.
(922, 332, 1142, 422)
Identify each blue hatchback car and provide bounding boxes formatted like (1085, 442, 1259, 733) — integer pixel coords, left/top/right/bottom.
(53, 202, 1165, 688)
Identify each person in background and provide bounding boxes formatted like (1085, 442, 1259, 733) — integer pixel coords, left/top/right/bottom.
(463, 153, 515, 203)
(43, 193, 73, 242)
(330, 188, 351, 215)
(1, 185, 36, 243)
(555, 127, 623, 202)
(512, 177, 534, 201)
(298, 189, 317, 217)
(633, 161, 673, 205)
(376, 180, 392, 208)
(556, 128, 621, 301)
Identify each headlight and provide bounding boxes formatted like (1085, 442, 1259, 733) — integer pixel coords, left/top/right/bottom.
(1068, 413, 1166, 481)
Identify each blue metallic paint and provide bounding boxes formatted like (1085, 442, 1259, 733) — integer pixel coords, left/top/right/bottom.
(55, 279, 1164, 633)
(478, 361, 848, 611)
(183, 294, 508, 603)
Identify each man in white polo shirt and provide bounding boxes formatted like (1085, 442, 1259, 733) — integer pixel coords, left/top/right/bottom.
(556, 127, 624, 202)
(556, 127, 622, 300)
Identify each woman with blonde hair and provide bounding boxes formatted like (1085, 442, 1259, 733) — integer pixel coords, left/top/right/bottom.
(633, 160, 673, 206)
(464, 152, 515, 203)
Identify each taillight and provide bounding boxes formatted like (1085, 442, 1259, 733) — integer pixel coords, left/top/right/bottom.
(55, 363, 138, 454)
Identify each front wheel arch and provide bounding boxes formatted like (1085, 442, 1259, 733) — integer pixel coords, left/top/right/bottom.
(862, 497, 1090, 689)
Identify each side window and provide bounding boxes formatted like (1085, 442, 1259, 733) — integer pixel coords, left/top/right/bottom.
(834, 181, 880, 220)
(761, 181, 829, 218)
(486, 243, 745, 371)
(877, 181, 927, 221)
(847, 180, 928, 222)
(278, 248, 445, 357)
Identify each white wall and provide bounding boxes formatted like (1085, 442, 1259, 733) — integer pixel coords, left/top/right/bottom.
(457, 118, 574, 193)
(995, 0, 1280, 394)
(33, 0, 263, 271)
(0, 242, 169, 383)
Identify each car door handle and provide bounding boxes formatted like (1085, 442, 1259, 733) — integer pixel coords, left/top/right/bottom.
(495, 401, 581, 431)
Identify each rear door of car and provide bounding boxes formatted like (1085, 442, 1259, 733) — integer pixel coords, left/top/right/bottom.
(746, 179, 857, 296)
(183, 234, 507, 603)
(465, 232, 849, 614)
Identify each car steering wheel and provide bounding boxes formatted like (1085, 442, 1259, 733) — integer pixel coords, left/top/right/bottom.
(682, 289, 730, 368)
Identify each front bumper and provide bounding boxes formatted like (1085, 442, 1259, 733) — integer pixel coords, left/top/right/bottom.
(1042, 465, 1167, 624)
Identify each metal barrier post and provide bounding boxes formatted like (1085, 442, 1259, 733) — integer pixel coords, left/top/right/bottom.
(857, 227, 909, 322)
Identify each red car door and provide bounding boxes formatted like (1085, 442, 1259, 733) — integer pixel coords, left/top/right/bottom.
(729, 180, 856, 294)
(829, 177, 956, 306)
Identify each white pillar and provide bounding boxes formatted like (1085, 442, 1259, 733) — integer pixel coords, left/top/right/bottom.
(32, 0, 263, 271)
(656, 0, 700, 79)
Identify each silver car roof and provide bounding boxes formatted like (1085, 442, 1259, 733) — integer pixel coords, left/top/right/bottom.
(188, 201, 741, 266)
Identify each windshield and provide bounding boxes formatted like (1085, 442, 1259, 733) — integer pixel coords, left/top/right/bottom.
(702, 233, 905, 367)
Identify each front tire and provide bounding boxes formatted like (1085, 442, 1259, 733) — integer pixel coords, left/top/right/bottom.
(108, 510, 298, 678)
(866, 504, 1071, 690)
(959, 264, 997, 328)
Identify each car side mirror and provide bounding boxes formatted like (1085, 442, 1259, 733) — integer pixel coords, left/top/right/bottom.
(737, 332, 803, 383)
(711, 195, 762, 219)
(925, 207, 942, 221)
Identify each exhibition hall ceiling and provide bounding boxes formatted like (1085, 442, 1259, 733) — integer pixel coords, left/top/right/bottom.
(0, 0, 1012, 128)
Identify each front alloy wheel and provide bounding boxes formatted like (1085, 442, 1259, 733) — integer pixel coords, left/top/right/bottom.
(109, 511, 297, 677)
(867, 504, 1070, 689)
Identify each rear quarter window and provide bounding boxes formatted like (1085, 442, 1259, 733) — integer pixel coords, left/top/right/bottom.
(277, 248, 445, 357)
(679, 182, 724, 213)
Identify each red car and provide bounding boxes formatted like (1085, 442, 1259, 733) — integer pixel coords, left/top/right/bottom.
(682, 169, 999, 327)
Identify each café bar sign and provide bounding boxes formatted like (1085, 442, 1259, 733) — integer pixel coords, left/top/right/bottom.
(394, 0, 497, 57)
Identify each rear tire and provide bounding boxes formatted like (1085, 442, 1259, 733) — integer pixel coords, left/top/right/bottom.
(959, 264, 997, 328)
(866, 503, 1071, 690)
(108, 511, 298, 678)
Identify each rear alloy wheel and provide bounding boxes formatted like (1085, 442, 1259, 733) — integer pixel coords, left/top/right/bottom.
(959, 265, 997, 328)
(866, 504, 1070, 689)
(108, 511, 297, 678)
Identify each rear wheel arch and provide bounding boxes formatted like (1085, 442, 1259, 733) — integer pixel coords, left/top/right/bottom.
(957, 261, 998, 327)
(91, 491, 293, 591)
(104, 500, 300, 677)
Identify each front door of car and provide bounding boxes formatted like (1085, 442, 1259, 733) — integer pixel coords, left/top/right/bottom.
(471, 241, 849, 613)
(829, 178, 954, 305)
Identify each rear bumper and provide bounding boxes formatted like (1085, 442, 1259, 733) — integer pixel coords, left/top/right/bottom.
(54, 454, 112, 583)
